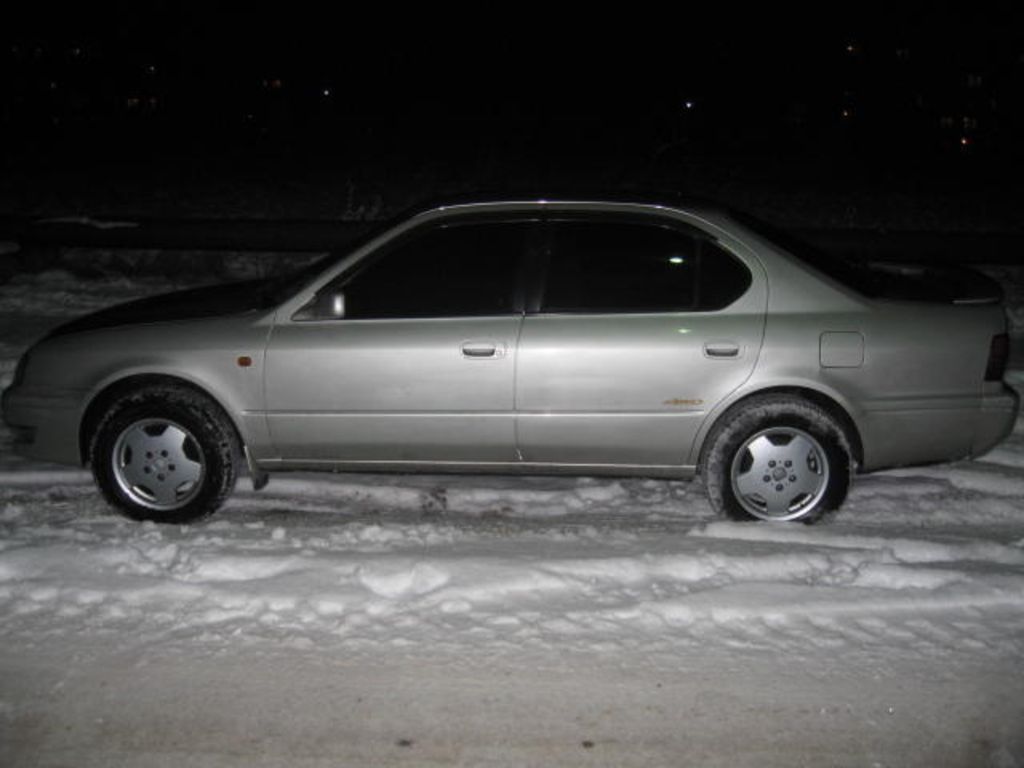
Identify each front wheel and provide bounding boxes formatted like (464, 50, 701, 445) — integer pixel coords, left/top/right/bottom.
(90, 385, 238, 523)
(701, 395, 852, 523)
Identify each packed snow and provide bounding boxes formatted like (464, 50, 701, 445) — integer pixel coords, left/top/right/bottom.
(1, 267, 1023, 767)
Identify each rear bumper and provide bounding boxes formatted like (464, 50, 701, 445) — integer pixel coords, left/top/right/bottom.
(857, 386, 1020, 471)
(972, 385, 1020, 458)
(1, 385, 83, 466)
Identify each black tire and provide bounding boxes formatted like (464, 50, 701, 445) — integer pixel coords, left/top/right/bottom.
(89, 385, 238, 523)
(700, 395, 852, 523)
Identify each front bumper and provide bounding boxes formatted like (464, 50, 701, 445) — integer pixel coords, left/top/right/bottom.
(1, 385, 84, 466)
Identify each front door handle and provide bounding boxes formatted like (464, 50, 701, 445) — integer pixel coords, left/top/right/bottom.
(461, 342, 501, 359)
(703, 342, 741, 359)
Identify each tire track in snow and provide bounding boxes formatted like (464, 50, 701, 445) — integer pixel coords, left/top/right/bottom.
(2, 497, 1023, 659)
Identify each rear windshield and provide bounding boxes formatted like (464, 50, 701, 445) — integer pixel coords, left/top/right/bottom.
(727, 211, 1001, 304)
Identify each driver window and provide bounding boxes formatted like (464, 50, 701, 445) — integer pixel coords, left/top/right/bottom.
(338, 221, 527, 319)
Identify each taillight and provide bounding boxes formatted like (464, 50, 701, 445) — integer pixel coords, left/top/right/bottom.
(985, 333, 1009, 382)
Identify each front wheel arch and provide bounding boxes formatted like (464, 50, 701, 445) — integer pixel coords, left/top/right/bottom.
(88, 381, 241, 522)
(80, 374, 245, 467)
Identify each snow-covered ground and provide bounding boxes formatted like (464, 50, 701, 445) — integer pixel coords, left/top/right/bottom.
(1, 269, 1023, 767)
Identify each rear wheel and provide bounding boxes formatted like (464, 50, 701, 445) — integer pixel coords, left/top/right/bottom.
(90, 385, 238, 523)
(702, 395, 852, 523)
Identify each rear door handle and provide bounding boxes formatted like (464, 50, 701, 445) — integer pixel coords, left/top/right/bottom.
(461, 342, 502, 359)
(703, 342, 741, 359)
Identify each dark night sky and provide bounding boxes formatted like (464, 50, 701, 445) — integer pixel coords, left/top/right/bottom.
(3, 4, 1024, 226)
(6, 6, 1022, 135)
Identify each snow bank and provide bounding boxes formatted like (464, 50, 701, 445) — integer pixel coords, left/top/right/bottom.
(2, 478, 1023, 662)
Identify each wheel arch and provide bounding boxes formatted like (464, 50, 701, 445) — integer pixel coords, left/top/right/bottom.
(693, 385, 864, 473)
(79, 373, 246, 466)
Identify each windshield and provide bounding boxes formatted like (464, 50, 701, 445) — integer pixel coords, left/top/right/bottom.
(263, 220, 386, 306)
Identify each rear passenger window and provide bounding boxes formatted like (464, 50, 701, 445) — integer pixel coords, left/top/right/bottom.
(541, 220, 750, 313)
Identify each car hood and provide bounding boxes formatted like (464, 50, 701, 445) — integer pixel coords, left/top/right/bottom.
(47, 279, 276, 339)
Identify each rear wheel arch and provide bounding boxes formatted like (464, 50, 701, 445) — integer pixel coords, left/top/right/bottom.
(698, 389, 858, 522)
(696, 386, 863, 472)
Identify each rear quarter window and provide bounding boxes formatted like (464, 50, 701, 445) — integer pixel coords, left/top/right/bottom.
(541, 219, 751, 313)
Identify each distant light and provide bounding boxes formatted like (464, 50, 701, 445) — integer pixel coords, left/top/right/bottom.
(683, 100, 694, 110)
(960, 136, 971, 147)
(49, 81, 58, 90)
(846, 43, 859, 54)
(669, 256, 685, 265)
(322, 88, 332, 97)
(841, 108, 852, 119)
(677, 328, 691, 334)
(146, 64, 157, 75)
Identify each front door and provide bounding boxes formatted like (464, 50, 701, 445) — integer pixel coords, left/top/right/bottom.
(265, 219, 532, 463)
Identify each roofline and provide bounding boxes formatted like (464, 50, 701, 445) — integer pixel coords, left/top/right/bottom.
(388, 190, 731, 221)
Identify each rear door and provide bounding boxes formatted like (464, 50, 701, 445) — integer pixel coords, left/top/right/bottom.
(515, 214, 766, 467)
(265, 218, 533, 463)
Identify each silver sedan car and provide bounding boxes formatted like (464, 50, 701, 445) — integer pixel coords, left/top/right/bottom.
(3, 198, 1019, 523)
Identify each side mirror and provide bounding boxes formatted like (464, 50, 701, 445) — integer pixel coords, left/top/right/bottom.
(293, 290, 346, 321)
(326, 291, 345, 318)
